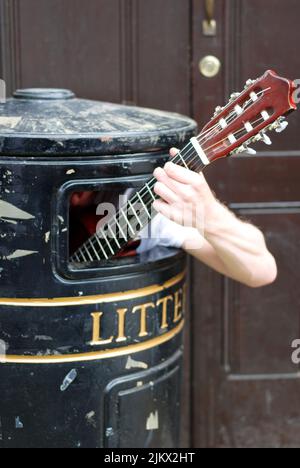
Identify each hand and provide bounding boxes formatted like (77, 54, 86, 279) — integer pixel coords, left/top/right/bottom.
(153, 149, 277, 288)
(153, 148, 222, 233)
(71, 191, 96, 208)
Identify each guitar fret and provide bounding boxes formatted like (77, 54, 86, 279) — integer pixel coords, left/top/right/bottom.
(84, 244, 94, 262)
(145, 182, 156, 201)
(177, 151, 189, 169)
(94, 234, 109, 260)
(100, 229, 115, 256)
(70, 70, 295, 267)
(128, 200, 143, 228)
(88, 238, 100, 260)
(78, 248, 87, 262)
(74, 252, 81, 262)
(107, 224, 121, 248)
(120, 208, 136, 237)
(114, 217, 127, 240)
(136, 193, 151, 218)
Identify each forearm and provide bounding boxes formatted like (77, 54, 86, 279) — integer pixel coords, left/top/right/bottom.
(184, 202, 277, 287)
(153, 159, 277, 287)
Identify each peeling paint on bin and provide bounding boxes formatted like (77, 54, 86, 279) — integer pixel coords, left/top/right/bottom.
(0, 88, 197, 448)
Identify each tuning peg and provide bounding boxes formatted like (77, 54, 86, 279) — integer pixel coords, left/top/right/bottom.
(213, 105, 223, 117)
(260, 132, 272, 145)
(253, 133, 263, 142)
(229, 92, 240, 102)
(235, 145, 248, 154)
(236, 145, 257, 155)
(238, 145, 247, 153)
(275, 120, 289, 133)
(244, 79, 256, 89)
(268, 122, 278, 131)
(245, 147, 257, 155)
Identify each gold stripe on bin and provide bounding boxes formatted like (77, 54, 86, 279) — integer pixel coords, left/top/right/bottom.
(2, 319, 184, 364)
(0, 271, 186, 307)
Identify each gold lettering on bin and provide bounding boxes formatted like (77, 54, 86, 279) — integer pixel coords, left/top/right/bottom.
(173, 289, 183, 323)
(0, 271, 187, 364)
(89, 286, 187, 347)
(90, 312, 113, 346)
(156, 295, 174, 329)
(132, 302, 155, 337)
(116, 308, 128, 343)
(183, 283, 187, 313)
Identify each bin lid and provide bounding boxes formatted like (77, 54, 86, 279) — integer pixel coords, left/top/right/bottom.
(0, 88, 197, 156)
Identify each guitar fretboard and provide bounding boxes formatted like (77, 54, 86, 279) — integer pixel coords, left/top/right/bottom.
(70, 138, 207, 263)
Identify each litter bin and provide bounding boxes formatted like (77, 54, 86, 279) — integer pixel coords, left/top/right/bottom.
(0, 88, 197, 448)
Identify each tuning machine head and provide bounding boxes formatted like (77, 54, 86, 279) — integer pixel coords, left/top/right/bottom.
(244, 79, 256, 89)
(268, 117, 289, 133)
(229, 92, 241, 102)
(261, 132, 272, 145)
(237, 144, 257, 155)
(275, 120, 289, 133)
(213, 105, 223, 118)
(244, 147, 257, 155)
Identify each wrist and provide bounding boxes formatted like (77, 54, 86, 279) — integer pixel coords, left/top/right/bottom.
(203, 201, 233, 237)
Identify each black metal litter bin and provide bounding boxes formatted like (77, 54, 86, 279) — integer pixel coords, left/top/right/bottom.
(0, 88, 197, 448)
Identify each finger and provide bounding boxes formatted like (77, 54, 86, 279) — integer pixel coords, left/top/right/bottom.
(154, 181, 180, 205)
(154, 166, 185, 191)
(154, 166, 196, 201)
(71, 191, 95, 207)
(164, 161, 206, 188)
(169, 147, 179, 158)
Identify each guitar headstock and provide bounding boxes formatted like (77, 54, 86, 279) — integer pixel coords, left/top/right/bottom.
(199, 70, 297, 162)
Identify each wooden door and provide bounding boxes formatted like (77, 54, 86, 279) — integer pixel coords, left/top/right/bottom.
(192, 0, 300, 447)
(1, 0, 300, 448)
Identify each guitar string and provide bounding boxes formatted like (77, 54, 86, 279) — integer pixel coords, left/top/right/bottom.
(72, 97, 269, 262)
(73, 113, 267, 262)
(85, 89, 268, 241)
(95, 86, 271, 234)
(172, 87, 271, 172)
(72, 121, 225, 261)
(72, 89, 270, 261)
(125, 86, 271, 205)
(73, 105, 269, 263)
(96, 89, 270, 233)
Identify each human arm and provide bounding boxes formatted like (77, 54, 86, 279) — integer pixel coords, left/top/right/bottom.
(152, 150, 277, 288)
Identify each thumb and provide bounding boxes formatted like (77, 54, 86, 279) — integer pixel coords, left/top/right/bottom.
(169, 147, 179, 158)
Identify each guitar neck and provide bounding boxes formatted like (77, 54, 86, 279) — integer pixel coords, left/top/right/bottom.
(70, 138, 206, 263)
(71, 70, 298, 263)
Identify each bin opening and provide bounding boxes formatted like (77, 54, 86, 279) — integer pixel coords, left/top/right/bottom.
(69, 189, 140, 261)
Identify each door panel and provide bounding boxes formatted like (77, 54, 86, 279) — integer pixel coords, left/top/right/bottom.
(216, 379, 300, 448)
(18, 0, 122, 101)
(225, 209, 300, 375)
(230, 0, 300, 152)
(133, 0, 191, 114)
(191, 0, 300, 447)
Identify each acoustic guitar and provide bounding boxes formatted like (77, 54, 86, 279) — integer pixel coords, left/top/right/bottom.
(70, 70, 297, 264)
